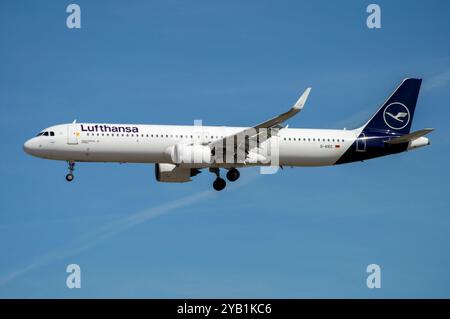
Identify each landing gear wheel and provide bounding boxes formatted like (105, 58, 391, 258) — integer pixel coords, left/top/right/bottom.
(213, 177, 226, 191)
(226, 168, 240, 182)
(66, 161, 75, 182)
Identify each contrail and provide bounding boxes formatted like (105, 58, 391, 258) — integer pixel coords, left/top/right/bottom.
(0, 172, 260, 287)
(0, 190, 214, 286)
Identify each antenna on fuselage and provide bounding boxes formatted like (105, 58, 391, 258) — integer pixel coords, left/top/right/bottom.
(72, 119, 77, 124)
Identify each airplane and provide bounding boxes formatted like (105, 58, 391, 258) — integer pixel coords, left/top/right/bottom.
(23, 78, 433, 191)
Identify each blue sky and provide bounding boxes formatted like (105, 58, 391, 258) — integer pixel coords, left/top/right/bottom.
(1, 0, 450, 298)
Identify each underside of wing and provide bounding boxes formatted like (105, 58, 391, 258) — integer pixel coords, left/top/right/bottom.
(209, 88, 312, 156)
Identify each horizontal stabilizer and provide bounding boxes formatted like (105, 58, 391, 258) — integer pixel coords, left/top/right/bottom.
(386, 128, 434, 144)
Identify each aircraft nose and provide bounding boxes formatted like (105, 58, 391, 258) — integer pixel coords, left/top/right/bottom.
(23, 138, 38, 155)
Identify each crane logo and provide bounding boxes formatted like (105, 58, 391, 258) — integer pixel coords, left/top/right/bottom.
(383, 102, 410, 130)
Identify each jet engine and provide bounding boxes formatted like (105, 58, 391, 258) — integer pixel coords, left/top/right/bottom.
(155, 163, 201, 183)
(164, 144, 212, 166)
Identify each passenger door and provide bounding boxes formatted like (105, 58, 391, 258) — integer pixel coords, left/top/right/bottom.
(356, 133, 366, 152)
(67, 123, 79, 145)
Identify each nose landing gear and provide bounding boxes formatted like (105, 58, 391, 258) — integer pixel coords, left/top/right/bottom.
(65, 161, 75, 182)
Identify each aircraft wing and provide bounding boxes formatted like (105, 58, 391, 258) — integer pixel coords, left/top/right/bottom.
(208, 88, 311, 153)
(253, 87, 311, 130)
(386, 128, 434, 144)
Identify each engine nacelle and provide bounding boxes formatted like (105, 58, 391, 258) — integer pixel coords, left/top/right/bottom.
(165, 144, 212, 166)
(155, 163, 200, 183)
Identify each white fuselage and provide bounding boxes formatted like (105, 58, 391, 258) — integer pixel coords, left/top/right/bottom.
(22, 79, 431, 190)
(23, 123, 359, 167)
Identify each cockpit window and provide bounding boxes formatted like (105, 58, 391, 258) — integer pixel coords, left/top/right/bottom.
(36, 131, 56, 137)
(36, 131, 55, 137)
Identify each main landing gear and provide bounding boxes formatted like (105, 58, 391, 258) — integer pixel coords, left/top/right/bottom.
(210, 168, 225, 191)
(210, 168, 240, 191)
(226, 168, 240, 182)
(65, 161, 75, 182)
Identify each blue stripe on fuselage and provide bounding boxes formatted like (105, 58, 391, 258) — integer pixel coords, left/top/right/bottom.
(335, 129, 408, 164)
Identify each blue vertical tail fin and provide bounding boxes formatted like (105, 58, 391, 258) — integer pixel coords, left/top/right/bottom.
(361, 78, 422, 135)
